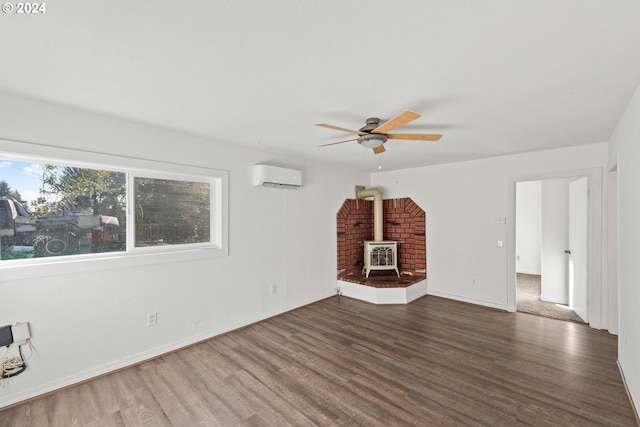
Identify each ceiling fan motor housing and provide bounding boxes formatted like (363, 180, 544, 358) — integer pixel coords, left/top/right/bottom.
(359, 118, 381, 133)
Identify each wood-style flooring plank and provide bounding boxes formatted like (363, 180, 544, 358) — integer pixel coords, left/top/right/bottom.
(1, 295, 637, 426)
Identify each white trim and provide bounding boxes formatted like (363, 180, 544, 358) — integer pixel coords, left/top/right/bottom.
(0, 137, 219, 176)
(540, 293, 566, 305)
(0, 139, 229, 280)
(337, 279, 427, 304)
(508, 168, 604, 329)
(0, 247, 222, 282)
(426, 289, 510, 311)
(517, 269, 541, 276)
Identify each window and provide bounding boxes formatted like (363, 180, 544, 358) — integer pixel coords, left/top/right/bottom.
(0, 154, 227, 263)
(134, 177, 210, 247)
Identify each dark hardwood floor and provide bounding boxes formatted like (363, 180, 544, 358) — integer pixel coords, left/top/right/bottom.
(1, 295, 637, 426)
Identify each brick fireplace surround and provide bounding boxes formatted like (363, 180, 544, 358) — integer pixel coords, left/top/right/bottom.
(336, 197, 426, 288)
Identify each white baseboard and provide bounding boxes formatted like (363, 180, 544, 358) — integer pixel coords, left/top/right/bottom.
(426, 289, 509, 311)
(618, 360, 640, 426)
(516, 269, 541, 275)
(540, 293, 568, 305)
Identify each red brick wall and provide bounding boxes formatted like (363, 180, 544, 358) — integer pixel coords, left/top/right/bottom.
(336, 197, 426, 275)
(337, 199, 374, 272)
(382, 198, 426, 273)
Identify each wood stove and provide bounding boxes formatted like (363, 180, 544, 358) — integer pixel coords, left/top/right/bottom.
(363, 240, 399, 278)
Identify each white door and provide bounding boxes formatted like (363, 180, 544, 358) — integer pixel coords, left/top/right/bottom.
(541, 179, 571, 305)
(569, 177, 588, 322)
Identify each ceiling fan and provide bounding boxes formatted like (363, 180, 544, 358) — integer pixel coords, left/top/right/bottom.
(315, 110, 442, 154)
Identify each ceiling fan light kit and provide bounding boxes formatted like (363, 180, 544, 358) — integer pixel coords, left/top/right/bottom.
(315, 110, 442, 155)
(358, 134, 387, 148)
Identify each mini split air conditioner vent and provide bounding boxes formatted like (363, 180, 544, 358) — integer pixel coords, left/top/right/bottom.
(252, 165, 303, 189)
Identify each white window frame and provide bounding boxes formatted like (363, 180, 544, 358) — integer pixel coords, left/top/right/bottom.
(0, 141, 229, 281)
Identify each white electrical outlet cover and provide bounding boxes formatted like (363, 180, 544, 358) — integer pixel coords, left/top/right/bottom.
(11, 322, 30, 345)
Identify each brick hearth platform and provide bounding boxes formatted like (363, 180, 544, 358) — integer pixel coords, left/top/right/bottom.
(338, 267, 425, 288)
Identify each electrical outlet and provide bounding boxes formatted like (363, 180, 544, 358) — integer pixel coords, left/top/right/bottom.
(472, 278, 477, 285)
(271, 284, 277, 294)
(147, 312, 158, 326)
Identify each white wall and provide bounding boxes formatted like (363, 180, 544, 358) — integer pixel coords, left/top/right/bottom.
(0, 92, 368, 408)
(515, 181, 541, 275)
(370, 143, 608, 315)
(540, 178, 571, 305)
(1, 89, 635, 413)
(609, 83, 640, 413)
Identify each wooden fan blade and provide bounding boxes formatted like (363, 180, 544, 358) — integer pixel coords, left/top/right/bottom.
(319, 138, 358, 147)
(386, 133, 442, 141)
(315, 123, 365, 135)
(373, 145, 386, 154)
(371, 110, 421, 134)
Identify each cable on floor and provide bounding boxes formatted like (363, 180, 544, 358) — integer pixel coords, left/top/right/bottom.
(1, 339, 31, 387)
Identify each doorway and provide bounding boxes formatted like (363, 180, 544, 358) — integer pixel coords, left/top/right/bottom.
(515, 178, 587, 323)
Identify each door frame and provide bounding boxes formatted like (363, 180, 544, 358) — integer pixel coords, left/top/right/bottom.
(507, 167, 604, 329)
(606, 167, 619, 335)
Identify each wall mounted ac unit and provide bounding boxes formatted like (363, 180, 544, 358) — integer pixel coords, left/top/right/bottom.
(252, 165, 303, 189)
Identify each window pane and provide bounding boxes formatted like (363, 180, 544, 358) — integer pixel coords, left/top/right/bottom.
(1, 161, 126, 260)
(134, 177, 210, 247)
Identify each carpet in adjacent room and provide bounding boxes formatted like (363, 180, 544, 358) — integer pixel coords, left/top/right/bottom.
(517, 273, 584, 323)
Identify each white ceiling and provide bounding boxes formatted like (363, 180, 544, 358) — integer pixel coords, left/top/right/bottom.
(2, 1, 640, 172)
